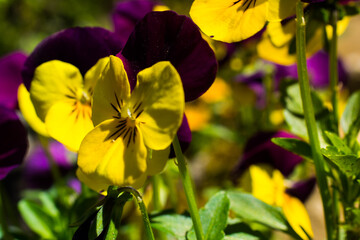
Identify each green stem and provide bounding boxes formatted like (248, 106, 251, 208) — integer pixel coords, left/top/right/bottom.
(117, 187, 155, 240)
(295, 1, 334, 239)
(330, 8, 339, 127)
(0, 183, 13, 240)
(152, 175, 161, 211)
(173, 136, 204, 240)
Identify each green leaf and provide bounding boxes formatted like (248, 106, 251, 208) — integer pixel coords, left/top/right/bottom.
(224, 222, 266, 240)
(227, 191, 288, 231)
(89, 199, 115, 240)
(321, 147, 360, 177)
(104, 219, 118, 240)
(341, 90, 360, 135)
(18, 199, 55, 239)
(281, 82, 325, 116)
(271, 137, 312, 159)
(150, 211, 192, 239)
(324, 131, 353, 155)
(224, 233, 263, 240)
(188, 191, 230, 240)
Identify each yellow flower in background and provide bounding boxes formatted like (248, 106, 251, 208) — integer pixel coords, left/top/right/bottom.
(189, 0, 296, 43)
(77, 56, 184, 193)
(257, 12, 350, 65)
(249, 165, 313, 239)
(28, 58, 108, 151)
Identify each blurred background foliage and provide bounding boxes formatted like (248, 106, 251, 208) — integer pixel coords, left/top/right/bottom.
(0, 0, 196, 56)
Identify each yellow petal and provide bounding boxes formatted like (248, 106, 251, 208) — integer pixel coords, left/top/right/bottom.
(250, 165, 286, 206)
(18, 84, 49, 137)
(30, 60, 84, 121)
(83, 57, 110, 97)
(77, 119, 147, 190)
(146, 147, 170, 176)
(92, 56, 131, 126)
(326, 16, 350, 39)
(45, 101, 93, 152)
(132, 61, 184, 150)
(76, 168, 147, 195)
(250, 165, 277, 205)
(267, 0, 296, 22)
(190, 0, 268, 42)
(257, 20, 323, 65)
(283, 194, 314, 239)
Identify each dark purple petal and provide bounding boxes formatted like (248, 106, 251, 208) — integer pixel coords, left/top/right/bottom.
(0, 105, 28, 180)
(233, 130, 303, 179)
(339, 0, 360, 4)
(286, 177, 316, 202)
(23, 141, 73, 189)
(112, 0, 156, 45)
(119, 11, 217, 101)
(0, 52, 27, 109)
(22, 27, 123, 90)
(170, 114, 192, 158)
(274, 50, 348, 88)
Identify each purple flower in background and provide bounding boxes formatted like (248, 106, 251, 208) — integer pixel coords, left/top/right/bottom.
(274, 50, 348, 88)
(233, 130, 315, 201)
(0, 105, 28, 180)
(118, 11, 218, 101)
(0, 52, 27, 109)
(22, 27, 123, 90)
(233, 130, 303, 177)
(23, 141, 73, 189)
(112, 0, 157, 45)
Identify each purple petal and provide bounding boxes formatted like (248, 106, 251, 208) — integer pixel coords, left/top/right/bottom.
(112, 0, 156, 45)
(0, 105, 28, 180)
(22, 27, 123, 90)
(274, 50, 348, 88)
(23, 141, 73, 189)
(286, 177, 316, 202)
(0, 52, 27, 109)
(170, 114, 192, 158)
(119, 11, 217, 101)
(233, 130, 303, 179)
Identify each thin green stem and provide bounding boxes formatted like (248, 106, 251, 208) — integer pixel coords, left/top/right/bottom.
(117, 187, 155, 240)
(295, 1, 334, 239)
(330, 8, 339, 127)
(152, 175, 161, 211)
(173, 136, 204, 240)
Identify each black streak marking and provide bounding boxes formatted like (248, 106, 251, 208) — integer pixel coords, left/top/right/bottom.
(110, 103, 120, 114)
(135, 110, 143, 119)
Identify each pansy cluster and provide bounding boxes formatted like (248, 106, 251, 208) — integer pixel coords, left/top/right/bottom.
(1, 0, 360, 239)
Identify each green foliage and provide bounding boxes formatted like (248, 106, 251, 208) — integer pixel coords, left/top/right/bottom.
(227, 191, 287, 231)
(271, 137, 312, 159)
(18, 199, 56, 239)
(151, 211, 193, 239)
(187, 191, 230, 240)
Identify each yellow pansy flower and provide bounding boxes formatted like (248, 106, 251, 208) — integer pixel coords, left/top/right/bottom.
(77, 56, 184, 193)
(249, 165, 314, 239)
(189, 0, 296, 43)
(29, 58, 108, 152)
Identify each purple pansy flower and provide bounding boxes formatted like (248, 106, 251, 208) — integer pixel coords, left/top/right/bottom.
(0, 105, 28, 180)
(23, 141, 73, 189)
(118, 11, 218, 101)
(112, 0, 157, 45)
(233, 130, 315, 201)
(22, 27, 123, 90)
(0, 52, 27, 109)
(274, 50, 348, 88)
